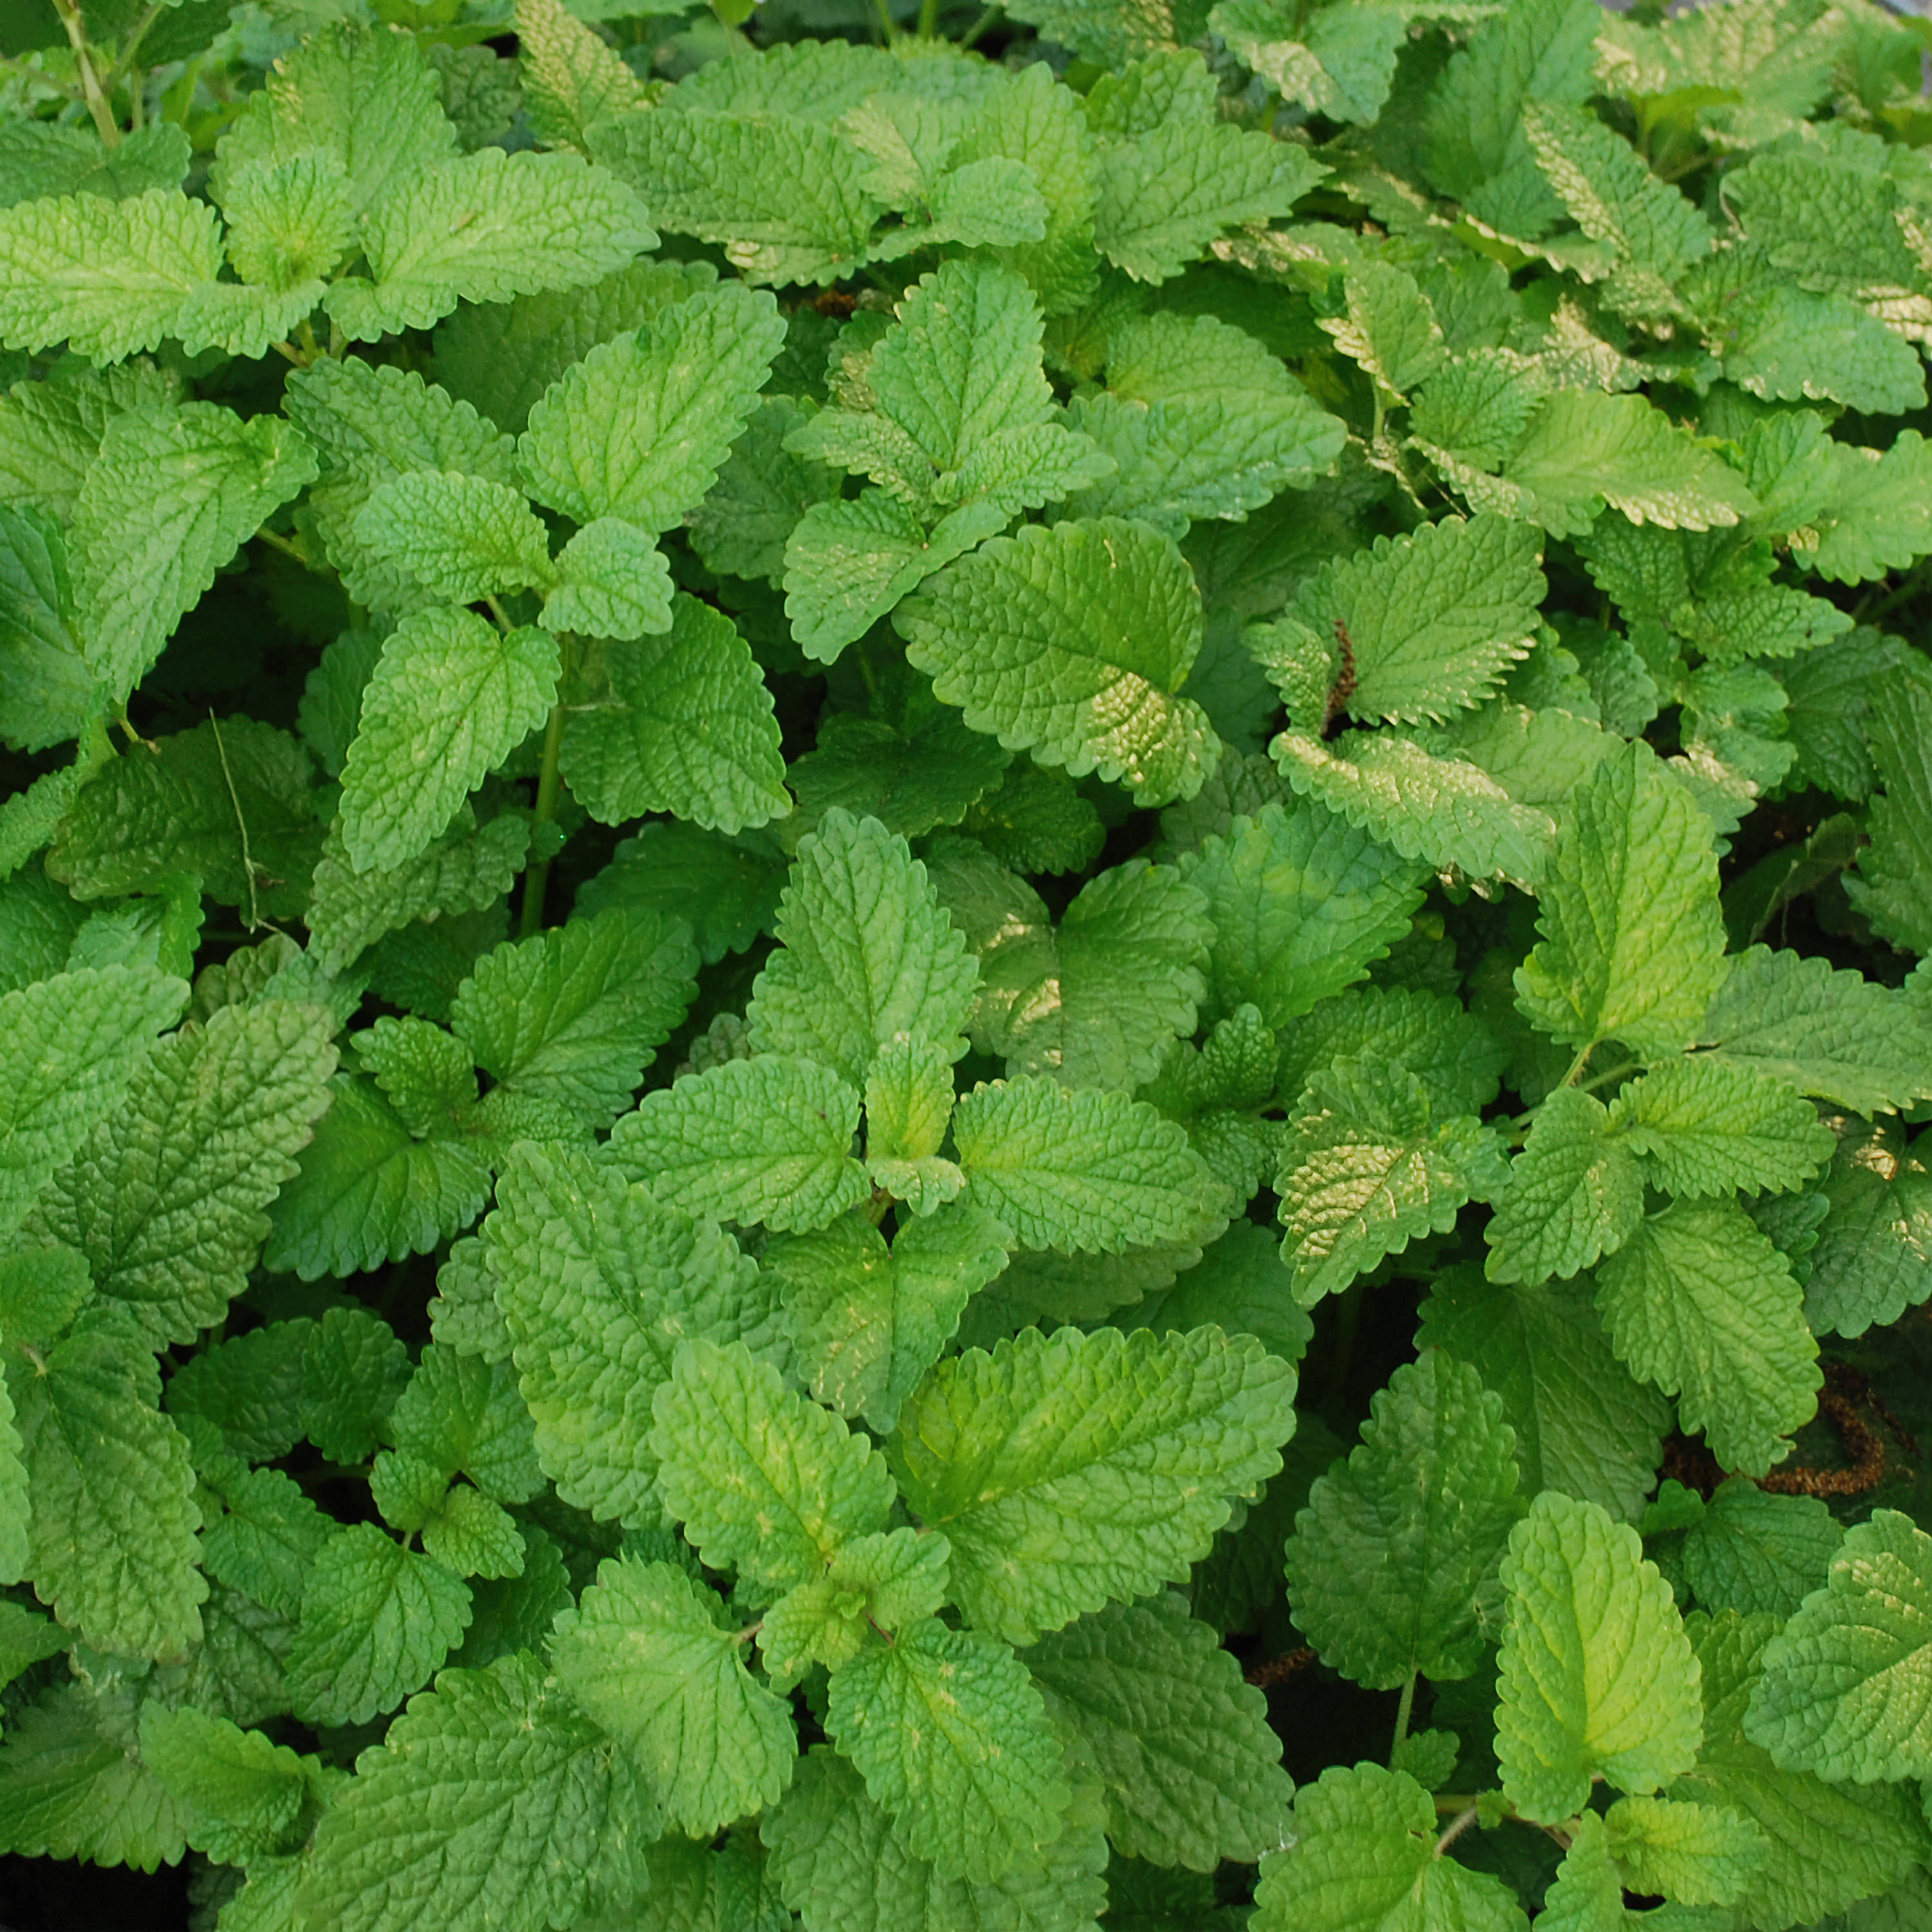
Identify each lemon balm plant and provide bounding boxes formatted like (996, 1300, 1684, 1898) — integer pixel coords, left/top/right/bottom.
(5, 0, 1932, 1924)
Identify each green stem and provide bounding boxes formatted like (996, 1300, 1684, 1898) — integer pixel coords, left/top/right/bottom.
(918, 0, 938, 34)
(958, 3, 1001, 46)
(50, 0, 120, 146)
(1578, 1059, 1641, 1095)
(520, 696, 569, 938)
(1435, 1803, 1482, 1857)
(253, 524, 313, 567)
(1557, 1042, 1596, 1090)
(1390, 1672, 1416, 1765)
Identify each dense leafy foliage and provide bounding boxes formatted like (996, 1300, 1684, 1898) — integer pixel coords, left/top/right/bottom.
(5, 0, 1932, 1925)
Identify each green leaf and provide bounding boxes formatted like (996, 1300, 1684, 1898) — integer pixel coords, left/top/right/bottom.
(388, 1343, 543, 1503)
(0, 189, 222, 364)
(589, 109, 882, 287)
(761, 1743, 1110, 1932)
(515, 0, 647, 153)
(1802, 1119, 1932, 1339)
(1497, 389, 1759, 539)
(953, 1075, 1228, 1254)
(826, 1617, 1072, 1884)
(516, 281, 784, 533)
(1593, 1196, 1819, 1477)
(889, 1323, 1293, 1643)
(449, 905, 697, 1128)
(137, 1702, 314, 1865)
(301, 1305, 412, 1464)
(326, 149, 656, 340)
(1270, 728, 1557, 891)
(1027, 1590, 1291, 1869)
(32, 999, 336, 1347)
(898, 516, 1220, 808)
(70, 401, 316, 708)
(552, 1555, 795, 1834)
(1524, 100, 1710, 282)
(1607, 1056, 1833, 1200)
(270, 1136, 453, 1295)
(337, 610, 558, 876)
(649, 1336, 893, 1591)
(625, 1833, 791, 1932)
(1276, 1059, 1510, 1307)
(351, 472, 554, 606)
(1251, 515, 1543, 728)
(0, 1372, 24, 1586)
(1315, 259, 1444, 401)
(540, 516, 674, 641)
(766, 1204, 1009, 1434)
(484, 1141, 773, 1524)
(284, 1522, 471, 1728)
(1602, 1792, 1767, 1909)
(1124, 1218, 1314, 1370)
(164, 1318, 310, 1463)
(960, 857, 1211, 1090)
(0, 963, 181, 1235)
(47, 719, 321, 920)
(8, 1327, 204, 1660)
(1675, 1479, 1841, 1624)
(613, 1054, 870, 1234)
(746, 809, 978, 1089)
(1846, 666, 1932, 954)
(200, 1462, 333, 1622)
(300, 1651, 654, 1932)
(788, 700, 1010, 847)
(758, 1528, 951, 1682)
(1071, 307, 1344, 535)
(688, 393, 838, 585)
(0, 502, 91, 755)
(1419, 1267, 1672, 1523)
(1515, 744, 1727, 1059)
(1092, 115, 1322, 284)
(1484, 1085, 1645, 1288)
(1182, 801, 1425, 1030)
(1696, 945, 1932, 1116)
(1496, 1491, 1703, 1823)
(1423, 0, 1602, 236)
(430, 256, 717, 437)
(789, 258, 1108, 518)
(305, 808, 529, 978)
(1252, 1761, 1528, 1932)
(1743, 1510, 1932, 1783)
(1285, 1350, 1522, 1690)
(216, 149, 355, 294)
(782, 491, 1005, 664)
(952, 59, 1099, 316)
(1795, 430, 1932, 586)
(0, 1676, 193, 1871)
(211, 17, 458, 220)
(1673, 1611, 1932, 1930)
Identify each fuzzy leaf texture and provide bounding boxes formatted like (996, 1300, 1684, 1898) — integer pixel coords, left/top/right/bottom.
(889, 1322, 1294, 1643)
(747, 808, 978, 1089)
(1496, 1492, 1704, 1823)
(1515, 743, 1728, 1059)
(898, 516, 1220, 806)
(1285, 1349, 1523, 1690)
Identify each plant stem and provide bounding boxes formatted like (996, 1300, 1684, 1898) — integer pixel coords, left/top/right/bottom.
(1557, 1041, 1595, 1090)
(1578, 1058, 1640, 1094)
(1390, 1671, 1416, 1764)
(1435, 1803, 1482, 1856)
(50, 0, 120, 146)
(958, 3, 1001, 46)
(918, 0, 938, 34)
